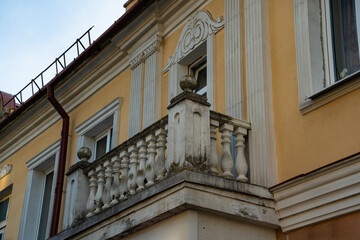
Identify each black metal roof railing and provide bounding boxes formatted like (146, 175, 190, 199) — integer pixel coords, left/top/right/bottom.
(3, 26, 94, 108)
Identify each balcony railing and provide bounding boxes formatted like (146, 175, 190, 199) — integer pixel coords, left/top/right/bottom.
(63, 83, 251, 228)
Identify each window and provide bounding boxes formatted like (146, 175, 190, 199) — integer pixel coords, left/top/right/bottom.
(18, 142, 59, 240)
(190, 56, 207, 97)
(331, 0, 360, 80)
(294, 0, 360, 112)
(75, 99, 120, 162)
(0, 185, 11, 240)
(94, 128, 113, 159)
(163, 10, 224, 109)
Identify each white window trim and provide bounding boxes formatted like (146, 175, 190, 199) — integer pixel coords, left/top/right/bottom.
(295, 0, 360, 114)
(163, 10, 224, 109)
(75, 98, 121, 161)
(18, 140, 60, 240)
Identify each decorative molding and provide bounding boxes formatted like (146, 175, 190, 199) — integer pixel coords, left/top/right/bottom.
(75, 98, 121, 135)
(128, 35, 162, 132)
(163, 10, 224, 72)
(0, 164, 12, 180)
(245, 0, 277, 187)
(129, 52, 143, 70)
(271, 154, 360, 232)
(143, 37, 161, 59)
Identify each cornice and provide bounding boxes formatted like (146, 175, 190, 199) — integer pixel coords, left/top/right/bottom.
(271, 154, 360, 232)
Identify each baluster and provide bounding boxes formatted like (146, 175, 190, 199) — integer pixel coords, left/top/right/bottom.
(136, 140, 147, 192)
(110, 155, 121, 206)
(145, 134, 157, 187)
(127, 145, 138, 195)
(102, 160, 112, 210)
(210, 119, 219, 175)
(219, 123, 234, 179)
(234, 127, 248, 182)
(120, 150, 130, 200)
(94, 165, 105, 214)
(154, 128, 167, 181)
(86, 170, 97, 218)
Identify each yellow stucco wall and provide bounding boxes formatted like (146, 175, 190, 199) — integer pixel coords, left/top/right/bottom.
(4, 0, 360, 238)
(269, 0, 360, 182)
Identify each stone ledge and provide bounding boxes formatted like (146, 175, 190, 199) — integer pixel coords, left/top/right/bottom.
(51, 171, 278, 239)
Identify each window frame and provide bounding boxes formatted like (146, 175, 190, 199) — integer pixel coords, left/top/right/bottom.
(189, 55, 207, 96)
(93, 127, 113, 160)
(294, 0, 360, 114)
(18, 141, 59, 240)
(75, 98, 121, 162)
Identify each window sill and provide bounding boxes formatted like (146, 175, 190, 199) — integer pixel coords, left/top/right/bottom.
(299, 72, 360, 114)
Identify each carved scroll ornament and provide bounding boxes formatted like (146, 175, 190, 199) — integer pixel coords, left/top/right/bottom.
(0, 164, 12, 180)
(163, 10, 224, 71)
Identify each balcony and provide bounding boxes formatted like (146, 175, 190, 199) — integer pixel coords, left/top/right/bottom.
(53, 78, 279, 239)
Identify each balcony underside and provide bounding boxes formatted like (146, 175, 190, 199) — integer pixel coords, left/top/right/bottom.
(51, 170, 279, 240)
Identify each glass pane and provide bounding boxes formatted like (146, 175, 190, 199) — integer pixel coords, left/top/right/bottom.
(195, 67, 207, 94)
(96, 135, 107, 159)
(109, 128, 113, 150)
(38, 171, 54, 240)
(0, 198, 9, 222)
(331, 0, 360, 80)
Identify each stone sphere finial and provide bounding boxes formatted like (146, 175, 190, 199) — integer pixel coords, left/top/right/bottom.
(77, 147, 92, 162)
(180, 75, 197, 93)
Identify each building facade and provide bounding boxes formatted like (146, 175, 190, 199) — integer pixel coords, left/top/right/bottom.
(0, 0, 359, 239)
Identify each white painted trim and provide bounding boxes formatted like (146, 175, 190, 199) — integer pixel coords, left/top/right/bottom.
(164, 10, 224, 104)
(128, 62, 144, 137)
(75, 98, 121, 161)
(18, 141, 60, 240)
(271, 154, 360, 232)
(225, 0, 243, 119)
(163, 10, 224, 72)
(75, 99, 120, 135)
(206, 33, 215, 109)
(300, 76, 360, 114)
(244, 0, 277, 187)
(294, 0, 343, 108)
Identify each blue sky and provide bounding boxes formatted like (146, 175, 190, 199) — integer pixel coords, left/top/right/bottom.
(0, 0, 126, 100)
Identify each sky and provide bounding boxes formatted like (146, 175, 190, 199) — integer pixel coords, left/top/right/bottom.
(0, 0, 127, 101)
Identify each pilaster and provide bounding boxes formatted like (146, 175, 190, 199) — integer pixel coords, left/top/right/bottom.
(225, 0, 243, 119)
(244, 0, 277, 186)
(128, 53, 144, 137)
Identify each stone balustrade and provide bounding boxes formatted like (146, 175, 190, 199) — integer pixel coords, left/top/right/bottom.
(63, 80, 251, 227)
(82, 117, 168, 219)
